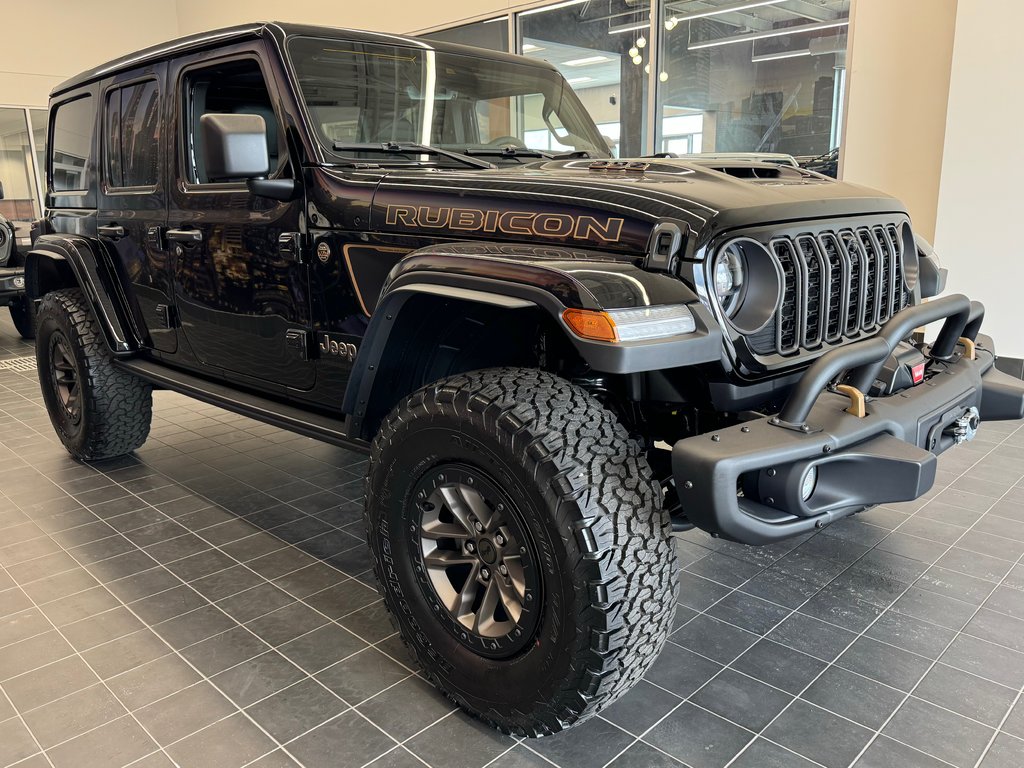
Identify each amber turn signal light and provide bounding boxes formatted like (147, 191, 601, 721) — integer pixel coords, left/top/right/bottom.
(562, 308, 618, 342)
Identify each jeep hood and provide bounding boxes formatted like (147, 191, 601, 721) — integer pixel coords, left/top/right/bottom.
(312, 158, 905, 257)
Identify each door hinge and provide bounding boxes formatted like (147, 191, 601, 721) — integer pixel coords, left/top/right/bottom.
(279, 232, 308, 264)
(285, 328, 313, 361)
(155, 304, 179, 329)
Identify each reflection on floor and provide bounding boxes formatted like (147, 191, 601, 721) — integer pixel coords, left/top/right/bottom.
(1, 314, 1023, 768)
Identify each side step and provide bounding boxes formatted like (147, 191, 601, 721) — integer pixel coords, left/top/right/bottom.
(115, 358, 370, 454)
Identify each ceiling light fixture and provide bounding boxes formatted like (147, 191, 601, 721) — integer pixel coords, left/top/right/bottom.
(522, 43, 544, 53)
(609, 22, 650, 35)
(520, 0, 587, 16)
(673, 0, 787, 23)
(566, 76, 593, 85)
(688, 20, 850, 50)
(564, 55, 612, 66)
(752, 49, 812, 62)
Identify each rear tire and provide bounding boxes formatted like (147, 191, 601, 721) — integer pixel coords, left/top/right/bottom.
(366, 367, 677, 736)
(36, 288, 152, 460)
(9, 295, 36, 339)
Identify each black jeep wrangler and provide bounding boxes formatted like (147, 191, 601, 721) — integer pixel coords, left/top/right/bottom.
(26, 22, 1024, 736)
(0, 182, 34, 339)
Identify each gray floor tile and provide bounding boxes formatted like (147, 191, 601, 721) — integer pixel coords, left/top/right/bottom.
(645, 702, 752, 768)
(882, 696, 994, 767)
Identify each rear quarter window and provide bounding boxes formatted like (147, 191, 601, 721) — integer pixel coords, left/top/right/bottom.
(50, 95, 95, 193)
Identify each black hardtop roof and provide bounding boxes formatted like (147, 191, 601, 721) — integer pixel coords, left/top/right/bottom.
(51, 21, 557, 98)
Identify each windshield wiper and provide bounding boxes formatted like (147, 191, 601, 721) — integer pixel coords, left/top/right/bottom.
(463, 146, 553, 160)
(331, 142, 495, 170)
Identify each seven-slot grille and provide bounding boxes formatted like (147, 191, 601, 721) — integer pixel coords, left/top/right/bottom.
(750, 223, 911, 357)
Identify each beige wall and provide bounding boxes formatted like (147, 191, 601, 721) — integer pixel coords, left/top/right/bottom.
(840, 0, 957, 241)
(935, 0, 1024, 358)
(173, 0, 515, 37)
(1, 2, 181, 106)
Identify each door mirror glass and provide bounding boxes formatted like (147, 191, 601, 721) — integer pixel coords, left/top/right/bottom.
(199, 113, 269, 182)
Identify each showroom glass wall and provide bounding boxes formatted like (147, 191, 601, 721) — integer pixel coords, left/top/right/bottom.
(421, 0, 849, 165)
(0, 106, 46, 232)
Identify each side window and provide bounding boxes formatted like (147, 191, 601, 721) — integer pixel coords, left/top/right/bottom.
(105, 80, 161, 189)
(50, 96, 95, 192)
(181, 58, 282, 184)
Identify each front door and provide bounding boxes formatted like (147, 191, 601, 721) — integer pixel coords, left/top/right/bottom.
(167, 46, 314, 392)
(96, 64, 175, 353)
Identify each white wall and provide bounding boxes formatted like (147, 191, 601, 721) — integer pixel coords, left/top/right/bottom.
(1, 2, 181, 106)
(841, 0, 957, 242)
(935, 0, 1024, 358)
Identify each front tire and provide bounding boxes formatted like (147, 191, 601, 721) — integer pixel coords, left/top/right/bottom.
(366, 368, 677, 736)
(9, 295, 36, 339)
(36, 289, 153, 460)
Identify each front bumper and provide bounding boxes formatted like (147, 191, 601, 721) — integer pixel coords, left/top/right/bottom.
(0, 266, 26, 302)
(672, 295, 1024, 545)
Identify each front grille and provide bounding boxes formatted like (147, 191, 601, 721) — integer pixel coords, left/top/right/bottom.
(751, 223, 912, 357)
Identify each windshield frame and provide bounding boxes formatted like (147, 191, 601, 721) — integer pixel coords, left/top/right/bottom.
(283, 35, 610, 166)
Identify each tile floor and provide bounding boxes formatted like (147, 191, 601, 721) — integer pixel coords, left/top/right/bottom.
(1, 314, 1024, 768)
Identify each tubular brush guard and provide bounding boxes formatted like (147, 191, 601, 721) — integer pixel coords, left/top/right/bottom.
(671, 295, 1024, 544)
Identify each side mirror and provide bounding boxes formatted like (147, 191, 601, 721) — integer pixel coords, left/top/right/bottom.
(199, 113, 269, 182)
(0, 181, 5, 200)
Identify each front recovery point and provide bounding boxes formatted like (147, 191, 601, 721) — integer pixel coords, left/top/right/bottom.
(672, 294, 1024, 545)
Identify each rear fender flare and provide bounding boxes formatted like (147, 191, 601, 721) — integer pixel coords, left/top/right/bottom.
(26, 235, 140, 354)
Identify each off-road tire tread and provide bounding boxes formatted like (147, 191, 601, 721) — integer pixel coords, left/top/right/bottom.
(37, 289, 152, 460)
(366, 367, 677, 736)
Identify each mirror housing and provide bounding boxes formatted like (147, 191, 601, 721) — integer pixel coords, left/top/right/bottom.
(0, 180, 5, 200)
(199, 113, 269, 181)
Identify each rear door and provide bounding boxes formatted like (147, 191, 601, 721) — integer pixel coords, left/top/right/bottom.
(96, 64, 175, 352)
(167, 43, 314, 392)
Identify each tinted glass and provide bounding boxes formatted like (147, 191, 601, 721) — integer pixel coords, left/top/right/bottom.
(0, 108, 40, 218)
(30, 109, 47, 197)
(51, 96, 95, 192)
(121, 81, 161, 187)
(106, 81, 160, 188)
(657, 0, 850, 169)
(182, 59, 278, 184)
(287, 37, 609, 159)
(519, 0, 652, 158)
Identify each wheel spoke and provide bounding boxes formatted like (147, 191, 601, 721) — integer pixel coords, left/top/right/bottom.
(453, 562, 481, 619)
(460, 485, 495, 531)
(423, 549, 477, 569)
(473, 579, 501, 636)
(494, 573, 524, 624)
(501, 555, 527, 600)
(420, 519, 471, 541)
(439, 486, 479, 535)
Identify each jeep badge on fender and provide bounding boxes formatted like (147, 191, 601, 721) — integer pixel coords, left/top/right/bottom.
(25, 21, 1024, 740)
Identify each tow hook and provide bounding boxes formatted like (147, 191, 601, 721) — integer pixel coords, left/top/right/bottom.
(948, 406, 981, 445)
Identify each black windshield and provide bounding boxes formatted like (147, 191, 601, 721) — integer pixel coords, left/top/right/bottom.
(286, 37, 611, 162)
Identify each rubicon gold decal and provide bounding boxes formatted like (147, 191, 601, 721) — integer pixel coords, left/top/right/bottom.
(385, 205, 625, 243)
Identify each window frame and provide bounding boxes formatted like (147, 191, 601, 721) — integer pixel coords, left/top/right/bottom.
(48, 93, 96, 197)
(102, 75, 162, 194)
(175, 51, 286, 193)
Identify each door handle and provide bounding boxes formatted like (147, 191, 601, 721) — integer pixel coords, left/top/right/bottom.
(98, 224, 125, 239)
(166, 228, 203, 244)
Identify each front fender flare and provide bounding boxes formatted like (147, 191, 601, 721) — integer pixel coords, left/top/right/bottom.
(342, 243, 723, 422)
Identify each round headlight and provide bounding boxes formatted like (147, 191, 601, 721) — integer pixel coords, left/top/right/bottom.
(710, 239, 781, 335)
(714, 247, 745, 316)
